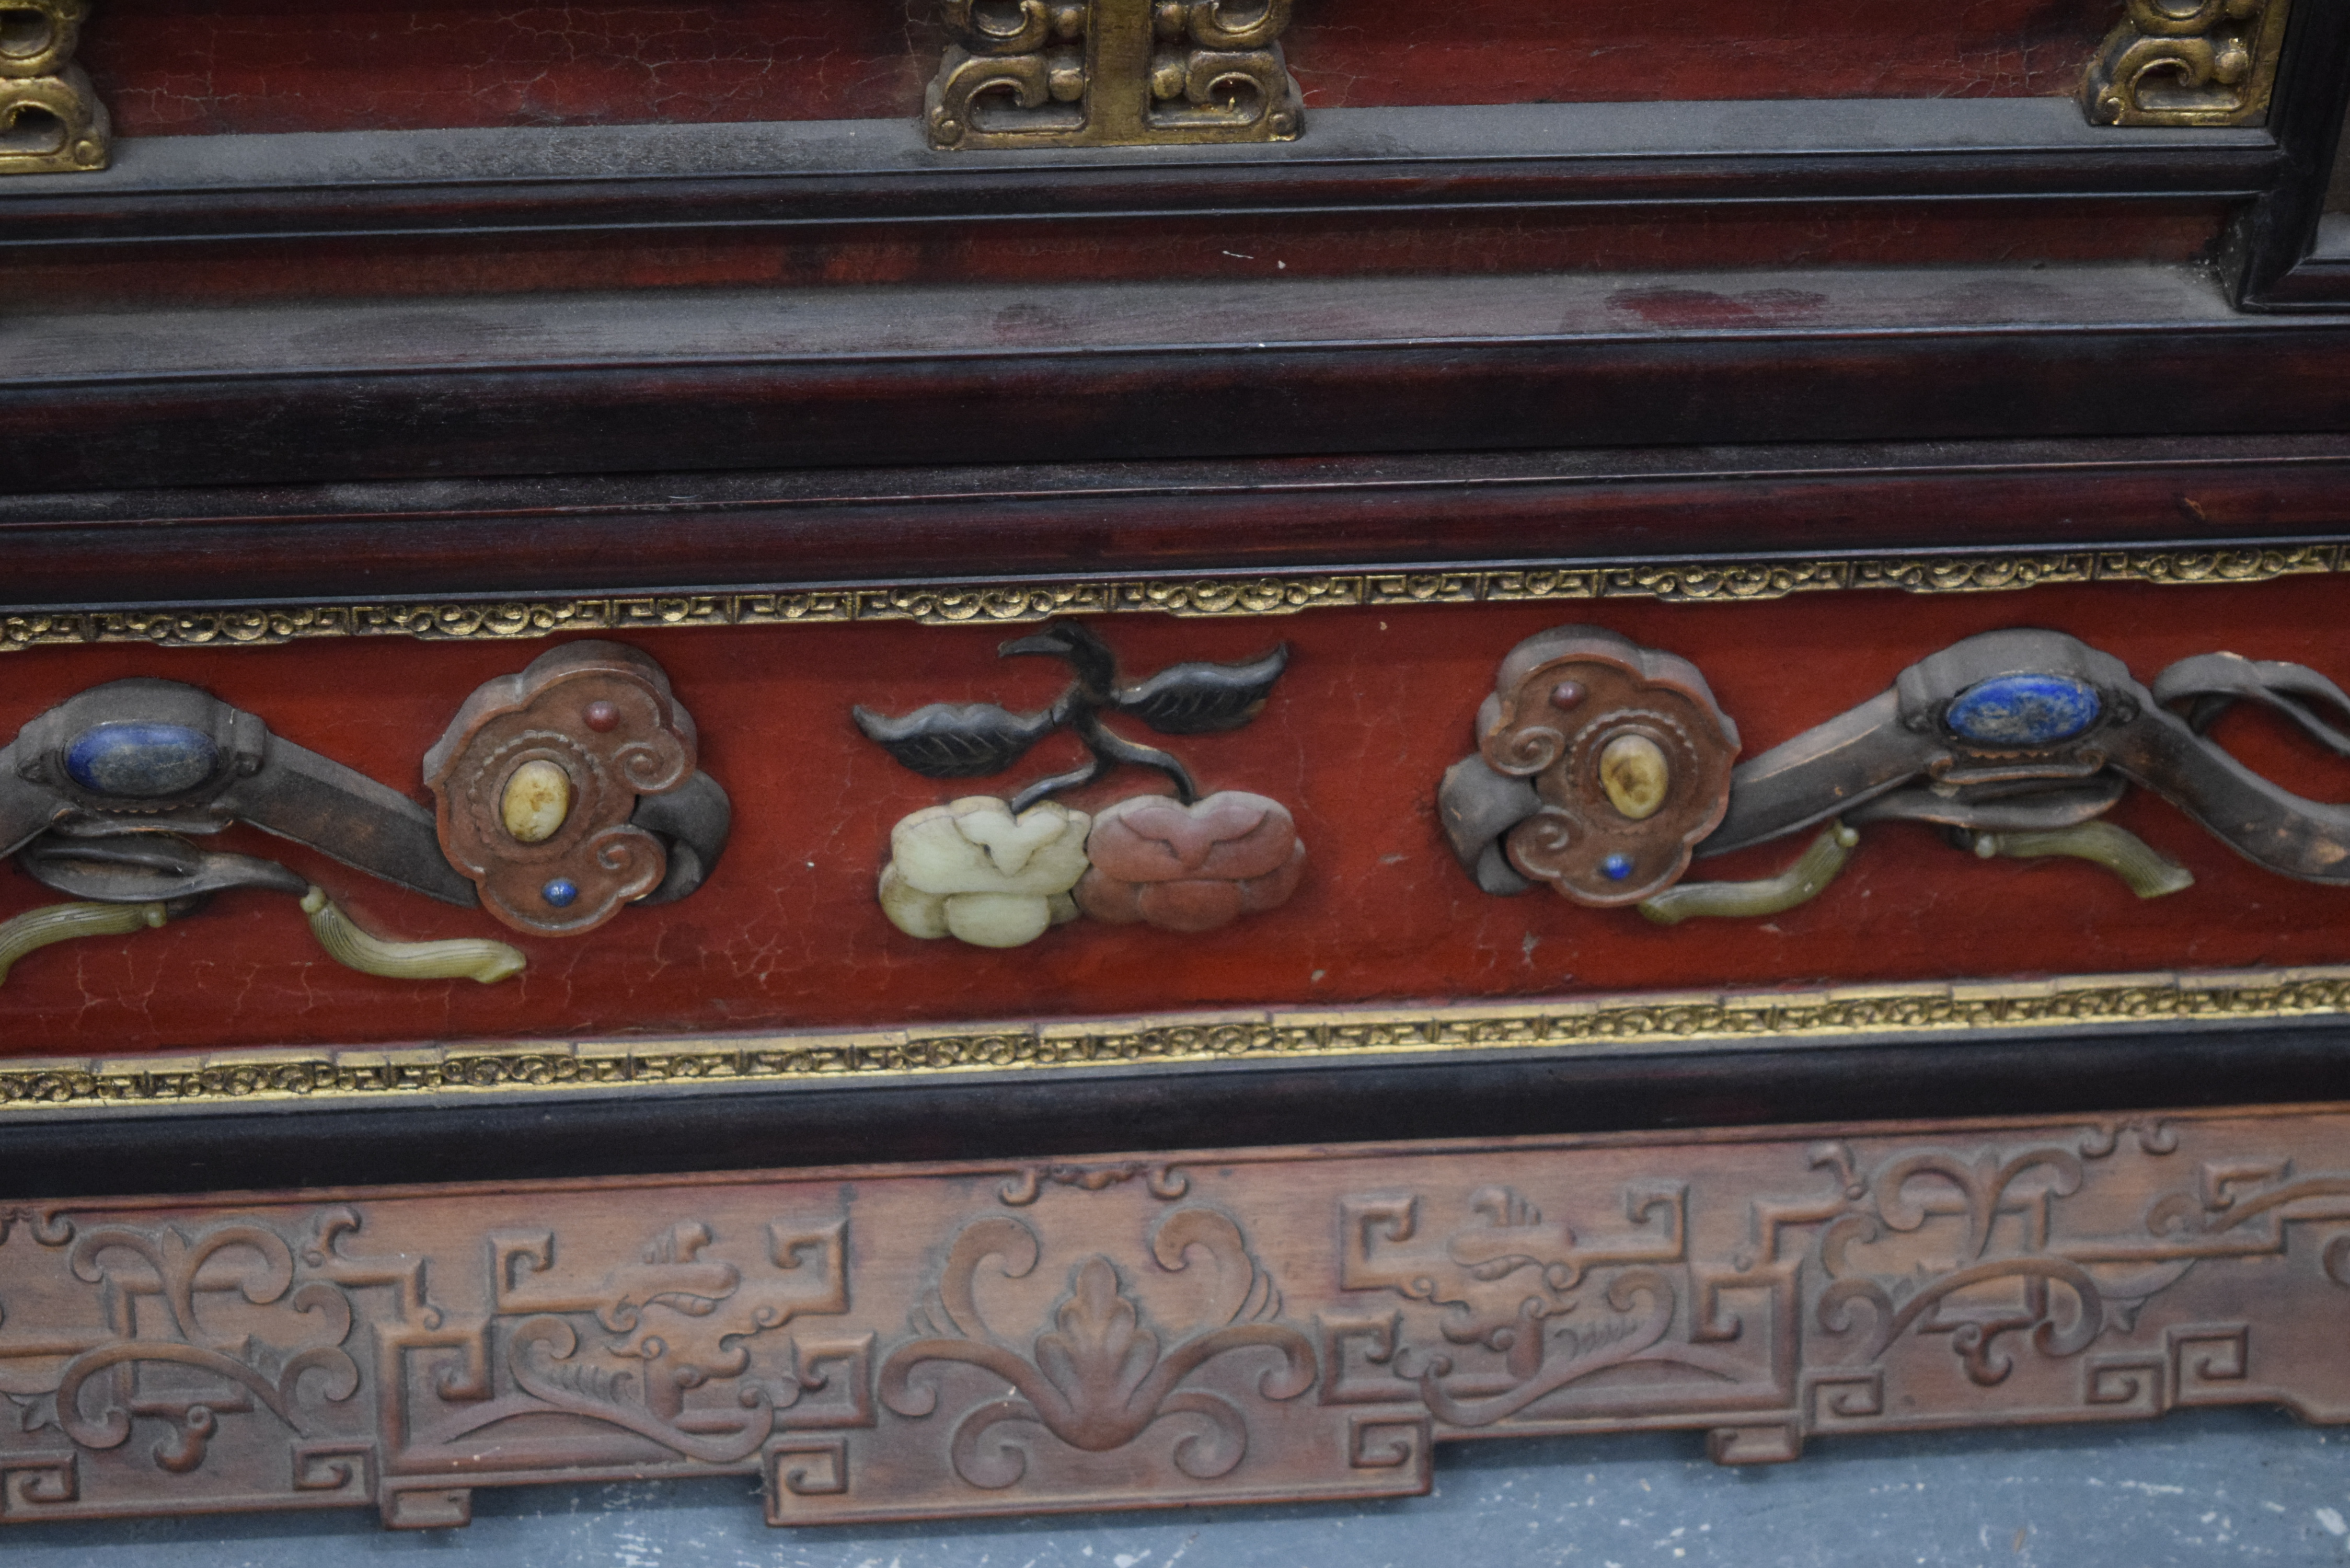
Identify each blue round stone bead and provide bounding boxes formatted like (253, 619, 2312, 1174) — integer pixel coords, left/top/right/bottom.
(1602, 854, 1634, 882)
(1944, 674, 2102, 747)
(542, 879, 580, 908)
(64, 722, 220, 799)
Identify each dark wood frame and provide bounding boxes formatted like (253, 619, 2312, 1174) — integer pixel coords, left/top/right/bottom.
(0, 99, 2288, 249)
(6, 435, 2350, 609)
(10, 79, 2350, 502)
(2232, 2, 2350, 308)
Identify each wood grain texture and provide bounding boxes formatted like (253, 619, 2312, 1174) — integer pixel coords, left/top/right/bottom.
(1, 1103, 2344, 1528)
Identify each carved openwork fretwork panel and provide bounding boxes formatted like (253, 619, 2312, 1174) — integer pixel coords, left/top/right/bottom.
(926, 0, 1303, 148)
(6, 1107, 2350, 1527)
(0, 0, 106, 174)
(2083, 0, 2293, 126)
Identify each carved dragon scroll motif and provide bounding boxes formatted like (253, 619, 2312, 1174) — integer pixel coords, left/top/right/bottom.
(6, 1109, 2350, 1527)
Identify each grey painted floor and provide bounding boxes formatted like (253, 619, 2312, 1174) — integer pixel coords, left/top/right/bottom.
(11, 1409, 2350, 1566)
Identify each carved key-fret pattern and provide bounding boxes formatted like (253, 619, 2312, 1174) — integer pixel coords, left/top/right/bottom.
(5, 1109, 2350, 1528)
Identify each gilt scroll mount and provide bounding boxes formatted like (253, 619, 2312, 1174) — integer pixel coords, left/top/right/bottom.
(926, 0, 1302, 149)
(2083, 0, 2292, 128)
(0, 0, 107, 174)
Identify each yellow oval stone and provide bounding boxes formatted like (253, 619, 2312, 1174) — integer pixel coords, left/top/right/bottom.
(501, 759, 572, 844)
(1598, 733, 1670, 821)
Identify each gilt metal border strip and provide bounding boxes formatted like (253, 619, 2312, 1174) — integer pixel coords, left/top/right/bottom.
(6, 963, 2350, 1111)
(1, 546, 2342, 653)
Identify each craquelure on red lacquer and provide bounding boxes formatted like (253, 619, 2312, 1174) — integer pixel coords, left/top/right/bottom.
(77, 0, 2123, 137)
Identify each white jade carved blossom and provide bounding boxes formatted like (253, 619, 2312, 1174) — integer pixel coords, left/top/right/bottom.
(878, 797, 1092, 949)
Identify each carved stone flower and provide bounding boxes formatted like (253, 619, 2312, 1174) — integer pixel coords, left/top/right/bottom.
(880, 796, 1092, 949)
(1075, 791, 1305, 933)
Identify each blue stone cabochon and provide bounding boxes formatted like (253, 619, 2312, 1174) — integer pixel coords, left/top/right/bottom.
(63, 722, 221, 799)
(1943, 673, 2103, 748)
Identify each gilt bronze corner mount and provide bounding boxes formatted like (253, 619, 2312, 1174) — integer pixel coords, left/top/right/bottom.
(2084, 0, 2294, 128)
(926, 0, 1303, 149)
(0, 0, 107, 174)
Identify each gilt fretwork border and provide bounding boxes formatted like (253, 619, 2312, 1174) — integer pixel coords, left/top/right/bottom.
(3, 1104, 2349, 1528)
(6, 963, 2349, 1111)
(1, 546, 2341, 654)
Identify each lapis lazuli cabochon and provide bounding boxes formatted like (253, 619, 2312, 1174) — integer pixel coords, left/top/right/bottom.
(63, 722, 220, 798)
(1943, 674, 2102, 747)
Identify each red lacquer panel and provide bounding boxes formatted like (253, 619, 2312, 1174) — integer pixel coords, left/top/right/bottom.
(1285, 0, 2123, 110)
(81, 0, 937, 135)
(4, 575, 2348, 1057)
(79, 0, 2122, 137)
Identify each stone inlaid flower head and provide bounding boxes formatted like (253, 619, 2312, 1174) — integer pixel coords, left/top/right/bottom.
(1076, 791, 1305, 932)
(859, 622, 1303, 946)
(879, 796, 1092, 949)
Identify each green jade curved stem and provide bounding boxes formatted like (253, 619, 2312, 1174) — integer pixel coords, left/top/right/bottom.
(301, 887, 526, 983)
(1966, 822, 2195, 900)
(0, 901, 168, 986)
(1640, 822, 1860, 927)
(0, 889, 525, 988)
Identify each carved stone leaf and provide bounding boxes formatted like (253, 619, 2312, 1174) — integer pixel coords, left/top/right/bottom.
(854, 702, 1059, 777)
(1112, 646, 1289, 735)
